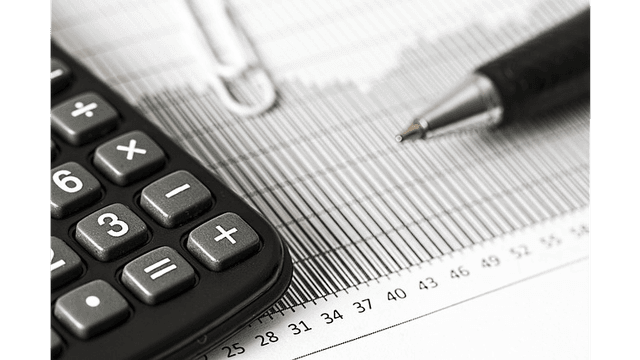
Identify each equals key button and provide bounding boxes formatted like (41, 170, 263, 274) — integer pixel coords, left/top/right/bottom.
(122, 246, 196, 305)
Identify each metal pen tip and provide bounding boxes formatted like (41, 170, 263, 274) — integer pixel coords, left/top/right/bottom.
(395, 123, 423, 142)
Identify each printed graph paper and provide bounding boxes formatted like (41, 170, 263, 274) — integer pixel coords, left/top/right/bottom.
(52, 0, 589, 314)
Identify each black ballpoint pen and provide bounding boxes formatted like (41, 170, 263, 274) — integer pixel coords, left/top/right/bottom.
(396, 8, 590, 142)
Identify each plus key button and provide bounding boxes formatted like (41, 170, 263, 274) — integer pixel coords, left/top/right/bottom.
(187, 213, 260, 271)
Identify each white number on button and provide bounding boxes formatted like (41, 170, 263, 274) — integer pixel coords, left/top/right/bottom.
(53, 170, 83, 193)
(50, 248, 66, 271)
(98, 212, 129, 237)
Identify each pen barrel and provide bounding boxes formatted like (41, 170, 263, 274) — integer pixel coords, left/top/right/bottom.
(475, 8, 590, 124)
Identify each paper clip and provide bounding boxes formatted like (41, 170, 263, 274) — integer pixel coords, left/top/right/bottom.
(185, 0, 277, 117)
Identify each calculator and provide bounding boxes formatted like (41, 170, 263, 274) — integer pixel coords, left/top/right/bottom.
(50, 42, 293, 360)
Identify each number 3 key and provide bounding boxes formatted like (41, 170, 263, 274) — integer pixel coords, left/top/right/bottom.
(76, 203, 148, 261)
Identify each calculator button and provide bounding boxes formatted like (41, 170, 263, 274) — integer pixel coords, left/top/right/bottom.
(51, 140, 57, 161)
(93, 131, 165, 186)
(140, 170, 213, 228)
(122, 246, 196, 305)
(187, 213, 260, 271)
(54, 279, 130, 339)
(51, 92, 118, 145)
(51, 162, 102, 219)
(76, 203, 148, 261)
(51, 329, 63, 357)
(51, 58, 71, 94)
(51, 237, 83, 289)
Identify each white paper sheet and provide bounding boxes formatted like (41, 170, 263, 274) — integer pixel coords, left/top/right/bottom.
(51, 0, 590, 358)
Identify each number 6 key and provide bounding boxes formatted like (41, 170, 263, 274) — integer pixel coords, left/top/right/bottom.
(51, 162, 102, 219)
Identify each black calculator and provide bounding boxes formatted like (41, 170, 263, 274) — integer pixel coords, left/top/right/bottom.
(50, 42, 293, 360)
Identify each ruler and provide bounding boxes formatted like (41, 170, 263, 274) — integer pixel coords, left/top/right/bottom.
(204, 208, 589, 360)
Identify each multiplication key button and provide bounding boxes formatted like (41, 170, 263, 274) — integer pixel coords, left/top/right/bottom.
(141, 170, 213, 228)
(54, 280, 130, 339)
(122, 246, 195, 305)
(187, 213, 260, 271)
(93, 131, 165, 186)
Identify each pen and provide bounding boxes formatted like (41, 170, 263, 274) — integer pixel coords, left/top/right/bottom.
(396, 8, 589, 142)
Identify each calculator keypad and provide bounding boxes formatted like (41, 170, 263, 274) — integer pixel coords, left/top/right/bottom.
(51, 45, 290, 360)
(187, 213, 260, 271)
(122, 246, 196, 305)
(140, 170, 213, 228)
(51, 237, 83, 289)
(93, 130, 165, 186)
(54, 280, 130, 339)
(51, 92, 118, 145)
(50, 162, 102, 219)
(75, 203, 148, 261)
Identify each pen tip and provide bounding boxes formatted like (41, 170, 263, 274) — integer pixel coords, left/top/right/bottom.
(395, 123, 423, 142)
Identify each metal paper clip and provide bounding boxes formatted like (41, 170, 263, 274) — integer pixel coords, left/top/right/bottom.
(185, 0, 277, 117)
